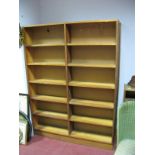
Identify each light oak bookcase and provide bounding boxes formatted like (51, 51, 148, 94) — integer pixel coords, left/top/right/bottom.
(24, 20, 120, 149)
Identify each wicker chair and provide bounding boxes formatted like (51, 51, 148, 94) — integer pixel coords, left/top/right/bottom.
(114, 101, 135, 155)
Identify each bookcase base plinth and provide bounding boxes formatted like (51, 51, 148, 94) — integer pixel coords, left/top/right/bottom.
(35, 130, 113, 150)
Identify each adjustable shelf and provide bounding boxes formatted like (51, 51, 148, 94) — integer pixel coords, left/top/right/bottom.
(69, 81, 115, 89)
(24, 20, 120, 149)
(33, 110, 68, 120)
(31, 95, 67, 104)
(70, 115, 113, 127)
(27, 62, 65, 66)
(69, 99, 114, 109)
(25, 43, 65, 47)
(35, 125, 68, 136)
(67, 43, 116, 46)
(29, 79, 66, 86)
(71, 131, 112, 144)
(68, 61, 116, 68)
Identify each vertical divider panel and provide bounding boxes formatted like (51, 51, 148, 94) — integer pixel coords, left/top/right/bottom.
(25, 48, 35, 80)
(30, 100, 39, 127)
(24, 47, 38, 128)
(25, 47, 33, 63)
(112, 21, 120, 146)
(64, 24, 72, 135)
(23, 28, 32, 45)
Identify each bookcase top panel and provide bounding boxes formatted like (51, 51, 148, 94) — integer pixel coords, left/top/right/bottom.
(24, 19, 120, 28)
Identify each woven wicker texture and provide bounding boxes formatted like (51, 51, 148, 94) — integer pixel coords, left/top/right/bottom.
(19, 114, 27, 123)
(117, 100, 135, 144)
(114, 139, 135, 155)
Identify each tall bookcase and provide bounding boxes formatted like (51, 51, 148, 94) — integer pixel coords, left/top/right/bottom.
(24, 20, 120, 149)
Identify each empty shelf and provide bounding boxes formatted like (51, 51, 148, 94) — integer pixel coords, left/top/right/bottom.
(29, 79, 66, 85)
(31, 95, 67, 104)
(67, 43, 116, 46)
(69, 81, 115, 89)
(70, 115, 113, 127)
(69, 99, 114, 109)
(35, 124, 68, 136)
(71, 131, 112, 144)
(68, 62, 116, 68)
(27, 62, 65, 66)
(33, 110, 68, 120)
(25, 43, 65, 47)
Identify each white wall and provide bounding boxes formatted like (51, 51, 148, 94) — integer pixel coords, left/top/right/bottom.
(19, 0, 135, 104)
(39, 0, 135, 104)
(19, 0, 41, 26)
(19, 0, 41, 93)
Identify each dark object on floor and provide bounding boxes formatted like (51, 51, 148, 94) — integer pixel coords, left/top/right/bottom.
(124, 84, 135, 101)
(19, 128, 23, 143)
(128, 75, 135, 88)
(19, 111, 32, 142)
(19, 93, 33, 143)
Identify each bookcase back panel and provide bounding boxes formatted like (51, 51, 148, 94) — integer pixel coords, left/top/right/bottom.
(27, 47, 65, 63)
(70, 67, 115, 83)
(68, 22, 116, 44)
(73, 122, 112, 135)
(34, 85, 67, 97)
(70, 46, 115, 63)
(37, 117, 68, 129)
(29, 66, 66, 80)
(25, 25, 64, 45)
(36, 101, 67, 113)
(72, 87, 114, 102)
(72, 106, 113, 119)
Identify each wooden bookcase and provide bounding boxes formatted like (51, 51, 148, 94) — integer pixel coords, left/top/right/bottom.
(24, 20, 120, 149)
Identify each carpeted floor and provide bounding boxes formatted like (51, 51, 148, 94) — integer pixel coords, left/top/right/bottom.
(19, 135, 114, 155)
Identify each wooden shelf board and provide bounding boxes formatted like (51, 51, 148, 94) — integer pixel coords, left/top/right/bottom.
(66, 19, 118, 24)
(25, 43, 65, 47)
(27, 62, 65, 66)
(71, 131, 112, 144)
(31, 95, 67, 104)
(24, 23, 64, 28)
(69, 81, 115, 89)
(33, 110, 68, 120)
(67, 43, 116, 46)
(69, 98, 114, 109)
(68, 62, 116, 68)
(29, 79, 66, 85)
(70, 115, 113, 127)
(35, 125, 68, 136)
